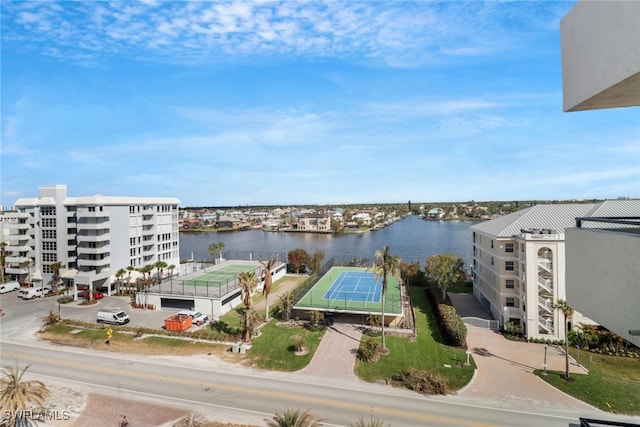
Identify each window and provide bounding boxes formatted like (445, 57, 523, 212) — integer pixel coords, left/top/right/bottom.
(505, 243, 514, 253)
(88, 206, 95, 212)
(505, 261, 514, 271)
(506, 279, 515, 289)
(41, 207, 56, 216)
(42, 253, 57, 262)
(491, 240, 494, 248)
(42, 218, 56, 227)
(42, 230, 57, 239)
(491, 257, 494, 266)
(506, 297, 516, 307)
(42, 241, 57, 251)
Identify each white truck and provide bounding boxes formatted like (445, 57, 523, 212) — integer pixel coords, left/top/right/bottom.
(0, 281, 21, 294)
(18, 285, 52, 299)
(97, 308, 130, 325)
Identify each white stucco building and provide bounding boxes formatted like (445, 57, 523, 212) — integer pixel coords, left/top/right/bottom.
(1, 185, 180, 294)
(471, 200, 639, 341)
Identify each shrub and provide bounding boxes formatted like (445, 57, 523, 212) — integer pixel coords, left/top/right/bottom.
(391, 368, 450, 395)
(367, 314, 382, 327)
(357, 339, 381, 362)
(42, 310, 60, 326)
(436, 303, 467, 346)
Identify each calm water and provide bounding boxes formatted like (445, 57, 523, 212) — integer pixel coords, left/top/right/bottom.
(180, 215, 478, 269)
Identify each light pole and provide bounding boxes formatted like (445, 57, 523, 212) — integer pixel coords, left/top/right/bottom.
(543, 345, 548, 376)
(465, 349, 471, 366)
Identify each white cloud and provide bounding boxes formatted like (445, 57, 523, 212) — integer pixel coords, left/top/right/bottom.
(1, 1, 567, 67)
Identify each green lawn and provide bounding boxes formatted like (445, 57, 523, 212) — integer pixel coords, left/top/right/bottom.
(536, 350, 640, 415)
(356, 287, 474, 390)
(248, 321, 324, 371)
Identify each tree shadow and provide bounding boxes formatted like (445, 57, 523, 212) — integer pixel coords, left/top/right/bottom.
(210, 320, 242, 335)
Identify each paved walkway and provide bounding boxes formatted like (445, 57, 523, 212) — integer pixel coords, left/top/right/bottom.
(299, 323, 362, 380)
(449, 293, 592, 410)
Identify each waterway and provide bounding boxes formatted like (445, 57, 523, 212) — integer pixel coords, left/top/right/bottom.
(180, 215, 479, 269)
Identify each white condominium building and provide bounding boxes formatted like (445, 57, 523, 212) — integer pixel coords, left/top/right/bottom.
(470, 200, 639, 341)
(2, 185, 180, 292)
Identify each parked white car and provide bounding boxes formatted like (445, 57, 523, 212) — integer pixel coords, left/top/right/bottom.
(0, 281, 21, 294)
(177, 310, 209, 326)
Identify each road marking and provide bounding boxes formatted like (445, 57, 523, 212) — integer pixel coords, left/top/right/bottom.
(5, 350, 494, 427)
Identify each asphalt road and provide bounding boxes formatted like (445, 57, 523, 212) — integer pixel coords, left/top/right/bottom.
(0, 290, 634, 427)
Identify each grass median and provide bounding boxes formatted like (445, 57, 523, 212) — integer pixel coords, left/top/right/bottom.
(356, 286, 475, 391)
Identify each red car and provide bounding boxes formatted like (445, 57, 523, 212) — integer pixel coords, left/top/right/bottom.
(80, 290, 104, 300)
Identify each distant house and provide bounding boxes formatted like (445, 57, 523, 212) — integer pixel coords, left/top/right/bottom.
(216, 216, 242, 229)
(352, 212, 371, 226)
(427, 208, 445, 219)
(296, 213, 331, 233)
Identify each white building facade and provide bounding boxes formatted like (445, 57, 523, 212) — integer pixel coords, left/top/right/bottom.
(471, 201, 639, 341)
(2, 185, 180, 293)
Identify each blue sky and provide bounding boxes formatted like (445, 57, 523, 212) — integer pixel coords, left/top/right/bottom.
(2, 1, 639, 207)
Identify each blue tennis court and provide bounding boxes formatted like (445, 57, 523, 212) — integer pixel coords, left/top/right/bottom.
(322, 271, 382, 303)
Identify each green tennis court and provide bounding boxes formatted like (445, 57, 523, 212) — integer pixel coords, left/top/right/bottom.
(295, 266, 403, 314)
(182, 264, 259, 288)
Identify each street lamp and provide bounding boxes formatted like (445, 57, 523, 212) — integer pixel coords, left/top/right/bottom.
(543, 345, 548, 376)
(465, 349, 471, 366)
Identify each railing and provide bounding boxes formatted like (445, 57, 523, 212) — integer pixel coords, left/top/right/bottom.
(538, 297, 554, 313)
(518, 288, 527, 301)
(538, 258, 552, 271)
(503, 306, 523, 319)
(539, 317, 554, 333)
(538, 277, 553, 293)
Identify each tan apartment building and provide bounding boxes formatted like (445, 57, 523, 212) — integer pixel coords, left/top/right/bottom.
(471, 200, 639, 341)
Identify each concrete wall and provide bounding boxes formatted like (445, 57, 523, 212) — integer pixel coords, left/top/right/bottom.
(566, 228, 640, 347)
(561, 0, 640, 111)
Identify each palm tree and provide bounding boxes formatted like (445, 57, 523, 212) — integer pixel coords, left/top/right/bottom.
(25, 258, 32, 285)
(208, 242, 225, 263)
(555, 299, 574, 380)
(126, 265, 135, 293)
(0, 241, 9, 284)
(0, 361, 51, 426)
(115, 268, 127, 295)
(258, 258, 276, 321)
(237, 271, 259, 342)
(154, 261, 167, 284)
(370, 245, 401, 351)
(168, 264, 176, 279)
(49, 261, 65, 293)
(265, 408, 324, 427)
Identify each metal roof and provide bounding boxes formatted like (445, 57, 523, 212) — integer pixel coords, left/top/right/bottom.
(471, 200, 640, 237)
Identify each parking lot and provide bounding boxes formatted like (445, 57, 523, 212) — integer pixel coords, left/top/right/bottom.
(0, 289, 205, 338)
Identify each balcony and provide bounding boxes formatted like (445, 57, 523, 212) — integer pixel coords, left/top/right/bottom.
(78, 257, 111, 267)
(77, 220, 110, 231)
(4, 222, 30, 230)
(5, 255, 29, 264)
(77, 246, 111, 255)
(6, 234, 30, 244)
(503, 306, 524, 319)
(6, 266, 29, 275)
(76, 233, 110, 243)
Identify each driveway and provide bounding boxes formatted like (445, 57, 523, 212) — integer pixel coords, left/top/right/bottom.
(449, 293, 592, 410)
